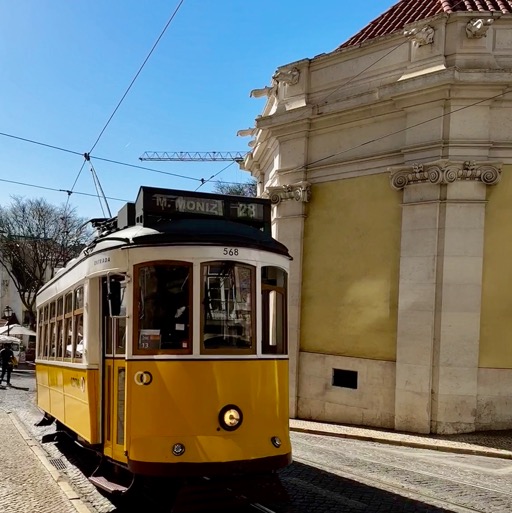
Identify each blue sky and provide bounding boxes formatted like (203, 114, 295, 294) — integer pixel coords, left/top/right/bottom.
(0, 1, 395, 220)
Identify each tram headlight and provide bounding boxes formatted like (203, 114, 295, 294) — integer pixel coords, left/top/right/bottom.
(172, 443, 186, 456)
(218, 404, 243, 431)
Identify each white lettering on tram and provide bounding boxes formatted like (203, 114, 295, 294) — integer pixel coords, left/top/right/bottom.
(153, 194, 223, 215)
(155, 194, 169, 208)
(175, 196, 221, 215)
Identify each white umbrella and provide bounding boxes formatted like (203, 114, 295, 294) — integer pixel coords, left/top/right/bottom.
(0, 335, 21, 344)
(0, 324, 36, 336)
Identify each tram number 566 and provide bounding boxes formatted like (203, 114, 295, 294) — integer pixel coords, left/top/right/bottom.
(223, 248, 239, 256)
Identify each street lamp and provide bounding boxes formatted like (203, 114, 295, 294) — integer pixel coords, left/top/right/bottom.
(3, 306, 12, 336)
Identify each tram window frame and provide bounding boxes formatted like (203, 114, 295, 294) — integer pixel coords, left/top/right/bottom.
(73, 286, 84, 362)
(63, 292, 73, 361)
(261, 266, 288, 355)
(49, 301, 57, 359)
(102, 276, 127, 357)
(37, 306, 47, 359)
(200, 261, 256, 355)
(42, 305, 50, 358)
(56, 296, 65, 360)
(133, 261, 193, 356)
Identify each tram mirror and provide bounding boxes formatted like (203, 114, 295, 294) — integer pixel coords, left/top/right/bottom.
(107, 278, 122, 317)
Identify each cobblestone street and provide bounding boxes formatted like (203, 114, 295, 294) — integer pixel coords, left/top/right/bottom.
(4, 370, 512, 512)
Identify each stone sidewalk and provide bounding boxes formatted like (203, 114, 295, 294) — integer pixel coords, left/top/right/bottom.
(0, 409, 91, 513)
(290, 418, 512, 459)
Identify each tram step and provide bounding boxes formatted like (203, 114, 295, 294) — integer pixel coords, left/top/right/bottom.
(89, 475, 129, 494)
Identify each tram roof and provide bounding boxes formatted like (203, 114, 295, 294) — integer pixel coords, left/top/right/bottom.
(128, 218, 290, 256)
(86, 186, 290, 257)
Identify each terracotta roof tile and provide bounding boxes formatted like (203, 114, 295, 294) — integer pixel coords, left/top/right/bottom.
(338, 0, 512, 49)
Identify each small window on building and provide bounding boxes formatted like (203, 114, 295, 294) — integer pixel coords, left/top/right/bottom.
(332, 369, 358, 389)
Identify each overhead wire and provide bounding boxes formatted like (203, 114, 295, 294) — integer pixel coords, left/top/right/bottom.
(1, 85, 509, 200)
(0, 0, 482, 201)
(0, 128, 249, 186)
(301, 87, 512, 171)
(88, 0, 185, 155)
(0, 130, 83, 157)
(0, 177, 130, 203)
(65, 0, 186, 212)
(91, 154, 202, 182)
(195, 161, 236, 191)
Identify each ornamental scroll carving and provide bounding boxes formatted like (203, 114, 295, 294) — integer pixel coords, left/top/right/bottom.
(390, 161, 501, 191)
(403, 25, 435, 46)
(265, 181, 311, 205)
(466, 18, 494, 39)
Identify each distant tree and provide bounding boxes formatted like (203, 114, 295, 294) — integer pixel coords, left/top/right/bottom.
(0, 196, 91, 328)
(213, 179, 257, 197)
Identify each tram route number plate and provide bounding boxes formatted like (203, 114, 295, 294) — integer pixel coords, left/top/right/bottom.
(223, 248, 240, 256)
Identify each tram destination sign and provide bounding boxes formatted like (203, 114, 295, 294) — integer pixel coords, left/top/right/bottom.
(136, 186, 269, 225)
(156, 194, 224, 216)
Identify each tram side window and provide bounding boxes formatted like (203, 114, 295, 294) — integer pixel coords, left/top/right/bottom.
(43, 305, 49, 358)
(37, 306, 48, 359)
(135, 262, 192, 354)
(261, 266, 288, 355)
(56, 297, 64, 359)
(73, 286, 84, 361)
(64, 292, 73, 360)
(201, 262, 255, 354)
(49, 301, 57, 358)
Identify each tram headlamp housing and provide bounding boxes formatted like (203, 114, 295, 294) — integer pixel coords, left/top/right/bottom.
(218, 404, 243, 431)
(172, 443, 186, 456)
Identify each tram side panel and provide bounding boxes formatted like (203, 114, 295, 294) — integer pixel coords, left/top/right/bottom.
(125, 359, 291, 473)
(36, 365, 100, 443)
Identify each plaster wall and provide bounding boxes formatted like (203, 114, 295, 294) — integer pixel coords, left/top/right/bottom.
(480, 165, 512, 368)
(301, 176, 401, 360)
(477, 368, 512, 430)
(297, 351, 396, 428)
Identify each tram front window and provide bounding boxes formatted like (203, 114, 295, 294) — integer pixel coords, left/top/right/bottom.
(201, 262, 255, 354)
(135, 262, 192, 354)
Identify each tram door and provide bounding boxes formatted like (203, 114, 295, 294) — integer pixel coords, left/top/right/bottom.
(101, 277, 127, 463)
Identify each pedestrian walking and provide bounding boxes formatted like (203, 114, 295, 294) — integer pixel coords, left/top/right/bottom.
(0, 342, 15, 386)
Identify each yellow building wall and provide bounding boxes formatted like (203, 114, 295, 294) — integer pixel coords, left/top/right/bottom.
(301, 175, 401, 361)
(480, 165, 512, 368)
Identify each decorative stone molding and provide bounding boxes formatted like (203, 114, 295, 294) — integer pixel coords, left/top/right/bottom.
(404, 25, 435, 46)
(265, 181, 311, 204)
(250, 85, 277, 99)
(272, 67, 300, 86)
(466, 18, 494, 39)
(236, 127, 257, 137)
(390, 160, 502, 191)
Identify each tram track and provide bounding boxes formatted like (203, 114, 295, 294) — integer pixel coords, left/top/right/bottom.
(139, 475, 289, 513)
(293, 449, 512, 513)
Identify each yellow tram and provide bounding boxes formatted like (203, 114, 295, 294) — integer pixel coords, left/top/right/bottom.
(35, 186, 291, 493)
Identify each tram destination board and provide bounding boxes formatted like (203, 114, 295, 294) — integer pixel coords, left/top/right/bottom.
(135, 186, 271, 227)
